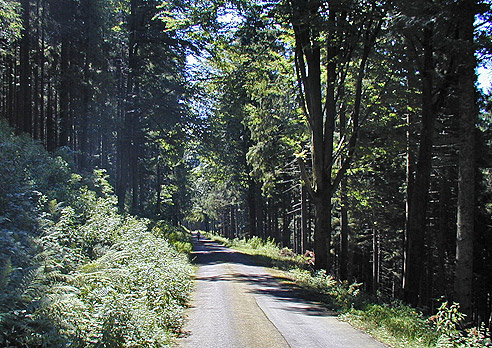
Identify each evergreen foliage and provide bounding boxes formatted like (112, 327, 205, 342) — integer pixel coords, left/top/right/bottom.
(0, 0, 21, 51)
(1, 0, 492, 343)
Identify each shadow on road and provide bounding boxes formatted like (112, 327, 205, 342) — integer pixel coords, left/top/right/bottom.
(191, 236, 333, 318)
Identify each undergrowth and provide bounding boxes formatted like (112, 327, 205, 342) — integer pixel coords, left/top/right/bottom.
(207, 234, 307, 271)
(0, 121, 192, 347)
(204, 231, 490, 348)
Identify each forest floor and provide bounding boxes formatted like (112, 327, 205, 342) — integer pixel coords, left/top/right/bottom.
(177, 233, 387, 348)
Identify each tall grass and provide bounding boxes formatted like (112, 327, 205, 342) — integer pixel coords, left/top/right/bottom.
(206, 233, 308, 270)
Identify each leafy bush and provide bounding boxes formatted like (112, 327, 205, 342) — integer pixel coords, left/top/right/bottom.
(151, 221, 193, 254)
(432, 302, 491, 348)
(43, 220, 193, 347)
(288, 268, 363, 311)
(205, 232, 233, 247)
(0, 121, 192, 347)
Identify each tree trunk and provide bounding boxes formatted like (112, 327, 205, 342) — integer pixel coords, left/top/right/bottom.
(273, 207, 279, 243)
(79, 31, 91, 170)
(454, 0, 476, 318)
(33, 0, 41, 140)
(291, 1, 380, 271)
(7, 55, 15, 127)
(130, 144, 139, 214)
(340, 176, 349, 280)
(404, 24, 437, 307)
(118, 0, 138, 211)
(301, 184, 308, 253)
(339, 92, 349, 280)
(256, 186, 264, 238)
(282, 202, 290, 248)
(373, 227, 380, 294)
(247, 177, 257, 237)
(46, 68, 56, 152)
(116, 60, 127, 210)
(231, 204, 237, 238)
(435, 176, 451, 298)
(314, 193, 332, 270)
(205, 214, 210, 233)
(39, 6, 46, 144)
(116, 128, 127, 210)
(59, 36, 70, 147)
(155, 159, 162, 216)
(19, 0, 32, 135)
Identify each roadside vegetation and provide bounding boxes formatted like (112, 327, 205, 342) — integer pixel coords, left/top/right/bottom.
(0, 121, 193, 347)
(204, 232, 490, 348)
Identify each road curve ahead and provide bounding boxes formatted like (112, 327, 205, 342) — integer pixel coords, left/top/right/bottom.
(178, 235, 387, 348)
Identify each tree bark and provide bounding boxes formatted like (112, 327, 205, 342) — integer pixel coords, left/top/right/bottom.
(454, 0, 476, 318)
(79, 25, 91, 169)
(256, 186, 264, 238)
(281, 201, 290, 248)
(155, 159, 162, 216)
(118, 0, 138, 211)
(292, 1, 379, 271)
(7, 55, 15, 127)
(46, 64, 56, 152)
(33, 0, 41, 140)
(130, 142, 139, 214)
(59, 36, 70, 147)
(301, 184, 308, 253)
(404, 24, 437, 307)
(339, 96, 349, 280)
(340, 177, 349, 280)
(116, 59, 127, 210)
(373, 227, 380, 294)
(313, 192, 332, 269)
(292, 0, 331, 269)
(231, 204, 237, 238)
(19, 0, 32, 135)
(247, 177, 257, 237)
(39, 5, 46, 144)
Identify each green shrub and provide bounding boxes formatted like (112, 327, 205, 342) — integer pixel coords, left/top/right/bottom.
(288, 268, 363, 311)
(205, 232, 234, 247)
(151, 220, 193, 254)
(247, 236, 264, 249)
(342, 303, 439, 348)
(42, 223, 193, 347)
(0, 121, 193, 347)
(205, 232, 307, 270)
(433, 302, 491, 348)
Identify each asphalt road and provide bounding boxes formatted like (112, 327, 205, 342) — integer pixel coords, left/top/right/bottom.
(178, 235, 387, 348)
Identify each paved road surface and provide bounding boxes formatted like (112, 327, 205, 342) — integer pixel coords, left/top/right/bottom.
(178, 235, 387, 348)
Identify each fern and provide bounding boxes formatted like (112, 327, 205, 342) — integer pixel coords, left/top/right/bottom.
(0, 121, 193, 347)
(0, 257, 12, 291)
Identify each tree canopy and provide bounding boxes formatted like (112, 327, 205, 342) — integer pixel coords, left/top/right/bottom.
(1, 0, 492, 337)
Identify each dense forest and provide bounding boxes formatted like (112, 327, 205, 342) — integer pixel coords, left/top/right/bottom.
(1, 0, 492, 345)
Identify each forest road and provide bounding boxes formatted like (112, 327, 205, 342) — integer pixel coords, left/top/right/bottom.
(178, 235, 387, 348)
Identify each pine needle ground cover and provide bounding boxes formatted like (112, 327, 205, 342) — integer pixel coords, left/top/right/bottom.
(205, 232, 490, 348)
(0, 121, 193, 347)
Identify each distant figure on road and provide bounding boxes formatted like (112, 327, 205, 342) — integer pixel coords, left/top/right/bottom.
(197, 231, 201, 241)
